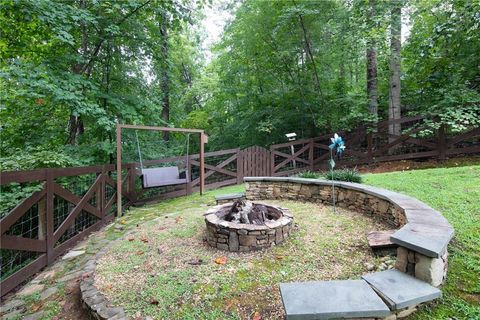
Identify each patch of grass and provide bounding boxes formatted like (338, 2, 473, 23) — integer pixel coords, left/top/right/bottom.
(21, 292, 40, 305)
(40, 300, 62, 320)
(96, 196, 390, 319)
(364, 165, 480, 319)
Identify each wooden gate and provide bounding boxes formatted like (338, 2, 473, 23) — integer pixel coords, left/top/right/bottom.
(239, 146, 271, 177)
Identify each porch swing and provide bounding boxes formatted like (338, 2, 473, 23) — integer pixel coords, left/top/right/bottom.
(134, 130, 190, 189)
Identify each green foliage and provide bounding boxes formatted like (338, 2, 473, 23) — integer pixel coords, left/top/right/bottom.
(403, 0, 480, 129)
(297, 171, 321, 179)
(0, 147, 83, 171)
(324, 168, 362, 183)
(0, 0, 479, 166)
(0, 0, 205, 166)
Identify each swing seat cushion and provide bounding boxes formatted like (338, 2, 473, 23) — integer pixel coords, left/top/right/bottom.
(141, 167, 187, 188)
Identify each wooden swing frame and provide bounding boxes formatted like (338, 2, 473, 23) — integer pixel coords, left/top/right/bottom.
(116, 124, 208, 217)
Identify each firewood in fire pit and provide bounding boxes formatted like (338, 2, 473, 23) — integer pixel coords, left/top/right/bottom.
(225, 200, 281, 224)
(248, 204, 268, 224)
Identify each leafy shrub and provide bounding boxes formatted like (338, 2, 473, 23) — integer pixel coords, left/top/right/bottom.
(297, 171, 321, 179)
(324, 168, 362, 183)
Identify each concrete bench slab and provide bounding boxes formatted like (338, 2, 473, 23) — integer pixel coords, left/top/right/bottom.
(214, 192, 245, 201)
(403, 208, 451, 227)
(362, 269, 441, 310)
(280, 280, 391, 320)
(390, 223, 454, 258)
(214, 192, 245, 204)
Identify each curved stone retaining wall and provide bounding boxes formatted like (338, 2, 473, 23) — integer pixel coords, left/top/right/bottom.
(244, 177, 454, 287)
(80, 245, 127, 320)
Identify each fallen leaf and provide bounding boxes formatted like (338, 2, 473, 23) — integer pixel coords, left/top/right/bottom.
(214, 256, 227, 265)
(224, 299, 235, 311)
(31, 302, 43, 312)
(252, 311, 262, 320)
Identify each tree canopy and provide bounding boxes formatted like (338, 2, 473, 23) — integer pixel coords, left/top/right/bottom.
(1, 0, 479, 169)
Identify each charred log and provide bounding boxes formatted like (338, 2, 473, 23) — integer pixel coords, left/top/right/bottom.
(225, 200, 283, 225)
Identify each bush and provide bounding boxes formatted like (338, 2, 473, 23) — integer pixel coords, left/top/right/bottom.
(324, 168, 362, 183)
(297, 170, 321, 179)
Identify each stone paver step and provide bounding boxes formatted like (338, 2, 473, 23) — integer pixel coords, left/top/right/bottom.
(362, 269, 442, 310)
(280, 280, 391, 320)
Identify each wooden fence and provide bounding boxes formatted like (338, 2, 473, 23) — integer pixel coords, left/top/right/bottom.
(271, 116, 480, 176)
(1, 116, 479, 296)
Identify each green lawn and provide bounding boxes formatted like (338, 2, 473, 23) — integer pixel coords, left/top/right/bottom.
(97, 165, 479, 319)
(364, 165, 480, 319)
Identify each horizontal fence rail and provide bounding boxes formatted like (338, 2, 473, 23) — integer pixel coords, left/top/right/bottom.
(1, 116, 479, 296)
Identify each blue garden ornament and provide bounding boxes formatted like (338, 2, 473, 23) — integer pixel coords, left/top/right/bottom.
(328, 133, 346, 213)
(329, 133, 346, 155)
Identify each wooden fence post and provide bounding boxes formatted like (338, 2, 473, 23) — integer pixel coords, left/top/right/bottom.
(270, 146, 275, 177)
(100, 165, 106, 223)
(45, 169, 55, 265)
(127, 164, 136, 203)
(438, 124, 447, 160)
(309, 139, 314, 171)
(237, 149, 243, 184)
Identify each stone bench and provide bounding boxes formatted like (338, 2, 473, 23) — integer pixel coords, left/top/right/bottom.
(244, 177, 454, 287)
(214, 192, 246, 205)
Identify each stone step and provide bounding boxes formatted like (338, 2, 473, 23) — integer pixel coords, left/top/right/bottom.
(362, 269, 441, 310)
(367, 230, 397, 249)
(390, 223, 453, 258)
(280, 280, 391, 320)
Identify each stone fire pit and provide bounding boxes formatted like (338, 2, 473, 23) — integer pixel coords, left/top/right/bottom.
(204, 201, 293, 252)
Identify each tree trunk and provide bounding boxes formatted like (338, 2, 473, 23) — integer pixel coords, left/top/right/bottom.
(366, 0, 378, 119)
(367, 47, 378, 116)
(159, 11, 170, 141)
(388, 2, 402, 147)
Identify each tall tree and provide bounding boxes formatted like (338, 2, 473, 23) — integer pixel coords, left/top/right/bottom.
(159, 9, 171, 141)
(366, 0, 379, 120)
(388, 1, 402, 143)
